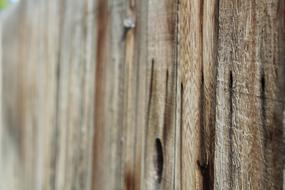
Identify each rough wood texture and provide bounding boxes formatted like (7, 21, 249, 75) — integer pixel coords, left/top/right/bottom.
(179, 0, 218, 189)
(215, 0, 285, 189)
(0, 0, 284, 190)
(144, 0, 178, 190)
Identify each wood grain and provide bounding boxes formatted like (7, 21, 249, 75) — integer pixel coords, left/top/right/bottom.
(0, 0, 284, 190)
(215, 0, 285, 189)
(1, 0, 95, 189)
(179, 0, 218, 189)
(143, 0, 178, 190)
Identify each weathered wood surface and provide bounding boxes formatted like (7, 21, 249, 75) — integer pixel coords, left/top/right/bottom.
(0, 0, 284, 190)
(1, 1, 95, 190)
(216, 1, 285, 189)
(179, 0, 218, 189)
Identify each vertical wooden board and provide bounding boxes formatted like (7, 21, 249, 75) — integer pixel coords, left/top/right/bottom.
(214, 0, 233, 188)
(98, 0, 137, 189)
(133, 0, 149, 189)
(92, 0, 147, 189)
(178, 0, 217, 189)
(201, 1, 218, 189)
(2, 1, 46, 189)
(93, 0, 133, 189)
(30, 1, 63, 189)
(55, 0, 95, 189)
(92, 0, 148, 189)
(1, 0, 96, 190)
(179, 0, 203, 188)
(3, 1, 47, 189)
(144, 0, 178, 189)
(258, 1, 285, 188)
(119, 0, 146, 189)
(92, 0, 120, 189)
(1, 4, 26, 190)
(91, 0, 106, 187)
(105, 1, 126, 189)
(215, 0, 285, 189)
(1, 0, 63, 189)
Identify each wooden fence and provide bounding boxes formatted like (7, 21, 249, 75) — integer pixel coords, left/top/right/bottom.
(0, 0, 285, 189)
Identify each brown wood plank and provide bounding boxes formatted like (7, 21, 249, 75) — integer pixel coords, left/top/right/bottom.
(143, 0, 178, 189)
(178, 0, 218, 189)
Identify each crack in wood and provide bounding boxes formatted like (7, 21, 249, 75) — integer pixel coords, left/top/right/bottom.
(228, 71, 234, 189)
(163, 69, 171, 144)
(198, 70, 212, 190)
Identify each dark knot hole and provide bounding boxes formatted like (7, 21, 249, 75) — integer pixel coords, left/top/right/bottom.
(154, 138, 164, 183)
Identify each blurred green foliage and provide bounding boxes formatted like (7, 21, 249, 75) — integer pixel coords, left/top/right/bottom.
(0, 0, 8, 10)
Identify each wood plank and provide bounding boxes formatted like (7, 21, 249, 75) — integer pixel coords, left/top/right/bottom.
(143, 0, 178, 189)
(178, 0, 218, 189)
(215, 0, 285, 189)
(1, 1, 96, 190)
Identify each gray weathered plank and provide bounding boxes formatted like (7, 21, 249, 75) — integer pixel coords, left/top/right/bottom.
(215, 0, 285, 189)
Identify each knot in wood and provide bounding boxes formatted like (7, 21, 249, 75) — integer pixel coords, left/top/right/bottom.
(123, 17, 135, 29)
